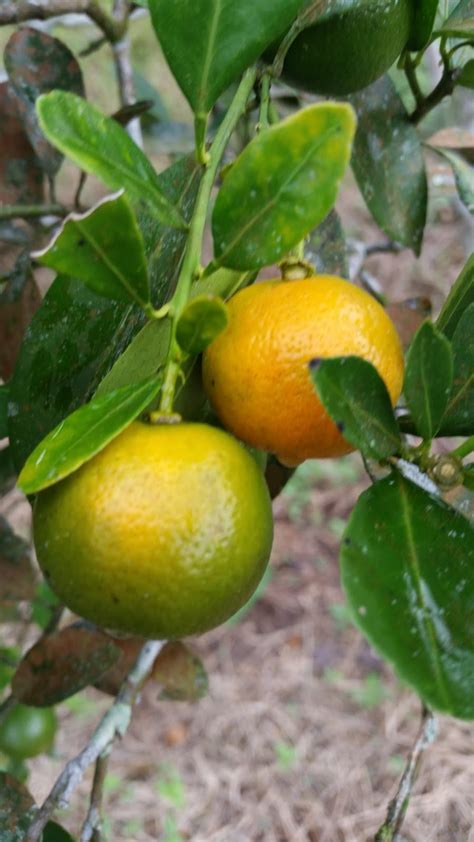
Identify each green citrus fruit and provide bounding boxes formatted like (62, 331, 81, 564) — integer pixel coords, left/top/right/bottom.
(33, 422, 273, 639)
(268, 0, 413, 96)
(0, 704, 57, 760)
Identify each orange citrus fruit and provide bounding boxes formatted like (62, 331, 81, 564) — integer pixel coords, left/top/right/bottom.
(0, 704, 57, 760)
(33, 422, 273, 639)
(203, 276, 404, 465)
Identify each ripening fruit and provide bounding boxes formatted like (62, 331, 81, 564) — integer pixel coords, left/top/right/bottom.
(203, 275, 404, 465)
(33, 422, 273, 639)
(267, 0, 413, 96)
(0, 704, 57, 760)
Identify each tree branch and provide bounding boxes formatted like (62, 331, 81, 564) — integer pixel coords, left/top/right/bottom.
(374, 706, 437, 841)
(80, 750, 110, 842)
(410, 69, 461, 124)
(25, 639, 165, 842)
(0, 204, 67, 221)
(0, 0, 128, 43)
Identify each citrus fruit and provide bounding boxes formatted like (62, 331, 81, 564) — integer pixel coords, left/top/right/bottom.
(33, 422, 273, 639)
(268, 0, 413, 96)
(202, 275, 404, 465)
(0, 704, 57, 760)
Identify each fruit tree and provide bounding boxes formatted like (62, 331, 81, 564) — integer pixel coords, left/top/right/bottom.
(0, 0, 473, 840)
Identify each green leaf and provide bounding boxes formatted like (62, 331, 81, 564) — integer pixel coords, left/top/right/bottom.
(176, 295, 228, 354)
(41, 822, 76, 842)
(36, 91, 187, 230)
(305, 210, 349, 278)
(18, 376, 162, 494)
(404, 321, 454, 439)
(408, 0, 440, 49)
(341, 472, 474, 719)
(350, 75, 428, 255)
(310, 356, 402, 460)
(440, 303, 474, 435)
(94, 319, 171, 397)
(212, 103, 356, 270)
(8, 154, 201, 470)
(149, 0, 304, 116)
(437, 0, 474, 37)
(430, 146, 474, 213)
(436, 253, 474, 339)
(458, 58, 474, 88)
(34, 192, 150, 307)
(0, 384, 8, 439)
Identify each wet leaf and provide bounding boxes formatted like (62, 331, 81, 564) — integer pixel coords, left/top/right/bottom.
(436, 253, 474, 339)
(8, 154, 201, 470)
(404, 321, 454, 439)
(94, 637, 144, 696)
(0, 516, 36, 602)
(149, 0, 304, 115)
(341, 472, 474, 718)
(152, 642, 208, 701)
(212, 104, 355, 270)
(176, 295, 228, 354)
(350, 75, 428, 255)
(408, 0, 439, 49)
(18, 375, 162, 494)
(305, 210, 349, 278)
(440, 303, 474, 435)
(34, 193, 150, 307)
(4, 28, 84, 177)
(37, 92, 186, 230)
(310, 356, 402, 460)
(0, 81, 43, 205)
(12, 625, 121, 706)
(437, 0, 474, 37)
(430, 146, 474, 213)
(0, 773, 36, 842)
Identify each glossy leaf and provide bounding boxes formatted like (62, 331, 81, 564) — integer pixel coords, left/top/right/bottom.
(305, 210, 349, 278)
(0, 384, 8, 439)
(341, 472, 474, 718)
(0, 516, 36, 601)
(152, 641, 208, 701)
(436, 253, 474, 339)
(310, 356, 402, 459)
(431, 146, 474, 213)
(0, 773, 36, 842)
(404, 321, 454, 439)
(213, 103, 356, 270)
(440, 303, 474, 435)
(351, 75, 428, 255)
(8, 154, 201, 470)
(4, 27, 84, 177)
(12, 625, 121, 706)
(0, 81, 43, 205)
(34, 192, 150, 307)
(37, 92, 186, 230)
(176, 295, 228, 354)
(18, 375, 162, 494)
(149, 0, 304, 115)
(408, 0, 440, 49)
(437, 0, 474, 37)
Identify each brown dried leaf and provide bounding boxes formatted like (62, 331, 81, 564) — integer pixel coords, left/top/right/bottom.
(12, 624, 121, 706)
(0, 81, 44, 205)
(94, 636, 144, 696)
(0, 516, 36, 601)
(152, 641, 208, 702)
(0, 270, 41, 380)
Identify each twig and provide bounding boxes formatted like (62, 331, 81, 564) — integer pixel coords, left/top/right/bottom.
(403, 53, 424, 110)
(410, 68, 461, 124)
(25, 639, 164, 842)
(0, 0, 129, 43)
(80, 750, 111, 842)
(374, 706, 437, 841)
(0, 204, 67, 221)
(112, 0, 143, 149)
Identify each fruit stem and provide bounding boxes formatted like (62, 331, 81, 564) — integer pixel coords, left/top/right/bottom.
(158, 67, 258, 412)
(256, 71, 272, 132)
(452, 436, 474, 461)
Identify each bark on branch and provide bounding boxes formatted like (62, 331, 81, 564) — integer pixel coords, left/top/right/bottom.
(0, 0, 128, 42)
